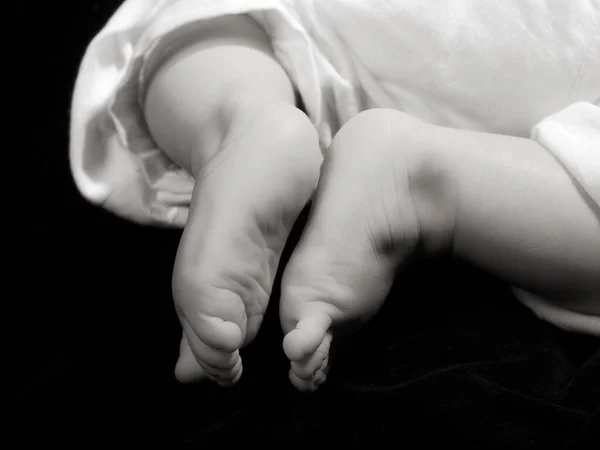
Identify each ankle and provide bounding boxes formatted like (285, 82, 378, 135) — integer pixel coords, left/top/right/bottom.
(403, 122, 459, 257)
(190, 99, 301, 177)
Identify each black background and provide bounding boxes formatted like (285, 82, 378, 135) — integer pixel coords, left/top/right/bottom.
(17, 2, 599, 447)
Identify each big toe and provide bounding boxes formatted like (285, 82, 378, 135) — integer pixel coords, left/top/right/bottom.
(175, 320, 243, 386)
(281, 304, 335, 391)
(285, 324, 332, 392)
(174, 335, 206, 384)
(175, 333, 241, 386)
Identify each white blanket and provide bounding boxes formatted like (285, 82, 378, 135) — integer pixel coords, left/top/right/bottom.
(69, 0, 600, 333)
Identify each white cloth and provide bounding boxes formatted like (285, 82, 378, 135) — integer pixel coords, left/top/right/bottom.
(70, 0, 600, 334)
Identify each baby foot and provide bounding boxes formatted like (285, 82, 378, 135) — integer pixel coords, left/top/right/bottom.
(173, 103, 322, 385)
(280, 109, 457, 391)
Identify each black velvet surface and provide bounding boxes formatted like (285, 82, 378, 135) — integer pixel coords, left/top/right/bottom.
(18, 2, 598, 448)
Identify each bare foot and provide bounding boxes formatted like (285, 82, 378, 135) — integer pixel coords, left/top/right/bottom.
(279, 109, 457, 391)
(173, 104, 322, 385)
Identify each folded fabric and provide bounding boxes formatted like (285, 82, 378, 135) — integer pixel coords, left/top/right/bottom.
(69, 0, 600, 334)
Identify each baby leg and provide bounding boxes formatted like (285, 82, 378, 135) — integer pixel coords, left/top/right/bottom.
(279, 109, 457, 391)
(144, 14, 322, 385)
(430, 122, 600, 312)
(280, 108, 600, 390)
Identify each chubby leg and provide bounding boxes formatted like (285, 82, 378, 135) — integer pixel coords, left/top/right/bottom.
(279, 109, 457, 391)
(280, 108, 600, 391)
(144, 14, 322, 385)
(433, 123, 600, 312)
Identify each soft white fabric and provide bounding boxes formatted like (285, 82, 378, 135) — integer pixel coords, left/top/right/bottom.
(516, 101, 600, 337)
(515, 289, 600, 336)
(70, 0, 600, 333)
(70, 0, 323, 226)
(531, 101, 600, 209)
